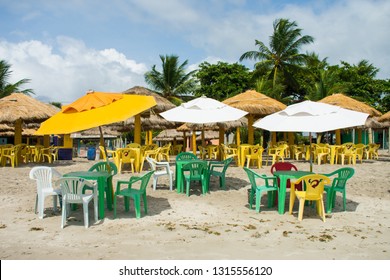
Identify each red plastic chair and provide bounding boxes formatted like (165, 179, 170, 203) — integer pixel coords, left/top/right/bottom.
(270, 162, 303, 191)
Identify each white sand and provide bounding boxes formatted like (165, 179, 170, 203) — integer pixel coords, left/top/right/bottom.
(1, 152, 390, 260)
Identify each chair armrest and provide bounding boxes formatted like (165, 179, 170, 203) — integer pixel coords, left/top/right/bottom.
(51, 168, 62, 178)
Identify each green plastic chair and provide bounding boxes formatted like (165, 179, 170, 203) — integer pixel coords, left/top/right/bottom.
(208, 157, 233, 190)
(323, 167, 355, 213)
(87, 161, 118, 200)
(113, 170, 154, 219)
(243, 167, 278, 213)
(176, 152, 197, 161)
(182, 161, 208, 196)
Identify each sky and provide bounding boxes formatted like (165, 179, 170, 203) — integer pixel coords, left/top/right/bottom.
(0, 0, 389, 104)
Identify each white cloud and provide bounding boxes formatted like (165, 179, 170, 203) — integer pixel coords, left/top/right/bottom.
(0, 37, 148, 104)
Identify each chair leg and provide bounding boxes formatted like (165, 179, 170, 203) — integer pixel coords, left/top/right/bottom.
(83, 202, 89, 228)
(255, 189, 261, 213)
(53, 195, 58, 213)
(289, 190, 296, 214)
(318, 198, 326, 222)
(342, 190, 347, 211)
(298, 198, 305, 221)
(38, 195, 44, 219)
(134, 196, 141, 218)
(35, 194, 38, 214)
(142, 193, 148, 214)
(153, 177, 157, 191)
(169, 174, 173, 191)
(61, 201, 67, 228)
(113, 195, 117, 219)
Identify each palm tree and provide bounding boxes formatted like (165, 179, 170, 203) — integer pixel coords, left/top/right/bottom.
(0, 60, 34, 98)
(144, 55, 197, 105)
(240, 18, 314, 90)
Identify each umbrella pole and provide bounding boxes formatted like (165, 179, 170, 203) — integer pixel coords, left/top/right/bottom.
(309, 132, 313, 172)
(99, 126, 111, 172)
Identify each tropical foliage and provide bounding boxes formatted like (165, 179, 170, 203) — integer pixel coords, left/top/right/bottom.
(194, 61, 253, 100)
(0, 59, 34, 98)
(240, 18, 314, 101)
(144, 55, 197, 105)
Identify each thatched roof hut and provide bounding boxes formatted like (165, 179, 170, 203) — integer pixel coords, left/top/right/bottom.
(0, 93, 60, 123)
(223, 90, 286, 144)
(122, 86, 175, 113)
(378, 111, 390, 127)
(122, 86, 178, 131)
(154, 129, 218, 142)
(223, 90, 286, 117)
(319, 93, 382, 117)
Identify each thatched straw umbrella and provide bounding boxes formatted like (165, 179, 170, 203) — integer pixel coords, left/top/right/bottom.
(122, 86, 176, 145)
(223, 90, 287, 145)
(319, 93, 382, 144)
(0, 93, 59, 144)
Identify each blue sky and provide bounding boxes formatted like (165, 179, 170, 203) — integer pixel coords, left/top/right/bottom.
(0, 0, 389, 104)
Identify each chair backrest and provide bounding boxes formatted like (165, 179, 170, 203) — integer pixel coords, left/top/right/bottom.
(138, 171, 154, 192)
(251, 145, 264, 156)
(56, 177, 90, 203)
(126, 143, 141, 148)
(270, 162, 298, 174)
(222, 157, 233, 172)
(243, 167, 258, 189)
(328, 167, 355, 189)
(294, 174, 331, 199)
(99, 146, 107, 161)
(89, 161, 118, 176)
(145, 156, 157, 171)
(121, 148, 138, 163)
(176, 152, 197, 161)
(182, 161, 207, 179)
(29, 166, 61, 192)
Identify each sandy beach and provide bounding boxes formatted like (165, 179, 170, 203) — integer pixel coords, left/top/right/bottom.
(1, 152, 390, 260)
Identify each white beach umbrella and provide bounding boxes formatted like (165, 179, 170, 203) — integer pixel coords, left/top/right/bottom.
(160, 95, 248, 124)
(253, 100, 369, 171)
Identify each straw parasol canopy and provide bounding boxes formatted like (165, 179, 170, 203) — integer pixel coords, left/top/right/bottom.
(318, 93, 382, 117)
(122, 86, 175, 114)
(223, 90, 287, 116)
(0, 93, 60, 124)
(223, 90, 287, 144)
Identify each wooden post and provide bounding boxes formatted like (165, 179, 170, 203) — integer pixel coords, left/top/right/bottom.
(134, 114, 141, 144)
(271, 132, 277, 146)
(236, 127, 241, 146)
(192, 131, 197, 155)
(14, 119, 22, 145)
(43, 135, 50, 147)
(247, 114, 254, 145)
(335, 129, 341, 145)
(63, 134, 73, 148)
(357, 128, 362, 143)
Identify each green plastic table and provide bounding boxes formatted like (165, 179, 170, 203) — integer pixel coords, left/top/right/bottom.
(63, 171, 111, 219)
(273, 170, 313, 214)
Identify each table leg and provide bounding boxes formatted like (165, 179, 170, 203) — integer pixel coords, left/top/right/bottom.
(278, 176, 287, 214)
(97, 177, 106, 219)
(105, 177, 113, 211)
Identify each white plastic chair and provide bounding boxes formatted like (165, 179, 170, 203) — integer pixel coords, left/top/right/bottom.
(146, 156, 173, 191)
(56, 177, 98, 229)
(29, 166, 62, 219)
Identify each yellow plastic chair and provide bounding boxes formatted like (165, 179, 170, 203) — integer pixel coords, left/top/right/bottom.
(220, 144, 239, 164)
(158, 144, 171, 162)
(1, 144, 22, 167)
(365, 143, 379, 160)
(316, 145, 330, 165)
(266, 144, 287, 166)
(126, 143, 141, 149)
(288, 174, 331, 222)
(245, 145, 264, 169)
(198, 146, 207, 159)
(118, 148, 136, 173)
(338, 143, 357, 165)
(354, 144, 366, 163)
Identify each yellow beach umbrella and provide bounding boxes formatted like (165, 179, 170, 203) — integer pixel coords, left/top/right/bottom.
(36, 91, 156, 135)
(35, 91, 157, 158)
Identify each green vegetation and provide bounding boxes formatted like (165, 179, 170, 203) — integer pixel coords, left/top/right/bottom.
(0, 60, 34, 98)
